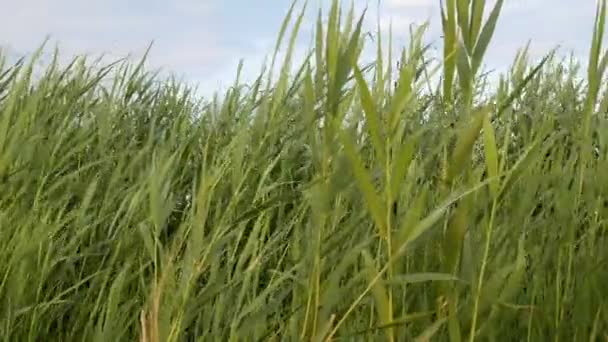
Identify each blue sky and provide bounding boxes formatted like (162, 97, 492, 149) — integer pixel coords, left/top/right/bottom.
(0, 0, 603, 97)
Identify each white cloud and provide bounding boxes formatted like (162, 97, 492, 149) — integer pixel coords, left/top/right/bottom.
(0, 0, 233, 92)
(0, 0, 603, 101)
(383, 0, 433, 8)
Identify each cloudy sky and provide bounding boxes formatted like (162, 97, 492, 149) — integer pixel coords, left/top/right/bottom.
(0, 0, 602, 97)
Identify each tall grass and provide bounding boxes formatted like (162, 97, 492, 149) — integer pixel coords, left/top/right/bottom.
(0, 0, 607, 340)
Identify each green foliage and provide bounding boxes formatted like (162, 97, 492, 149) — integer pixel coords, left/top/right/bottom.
(0, 0, 607, 341)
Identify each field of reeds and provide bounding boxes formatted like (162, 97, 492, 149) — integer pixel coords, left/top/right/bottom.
(1, 0, 607, 340)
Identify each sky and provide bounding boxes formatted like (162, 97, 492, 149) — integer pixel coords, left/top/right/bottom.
(0, 0, 603, 98)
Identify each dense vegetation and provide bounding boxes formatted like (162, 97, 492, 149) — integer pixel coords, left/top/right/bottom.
(1, 0, 607, 340)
